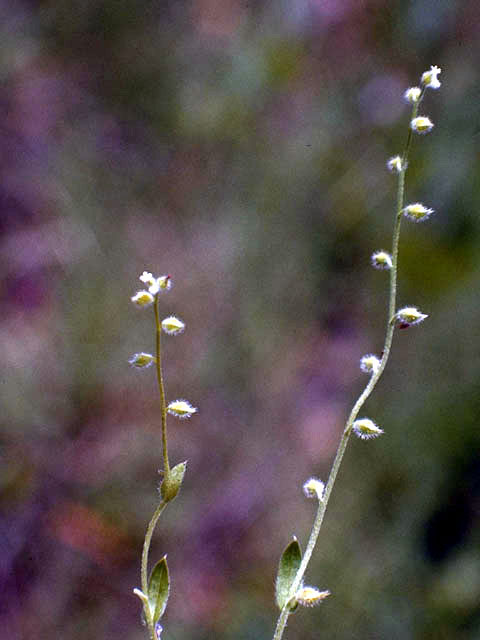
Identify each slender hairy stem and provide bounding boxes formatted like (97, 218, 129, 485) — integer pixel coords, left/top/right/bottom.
(154, 294, 170, 477)
(141, 499, 168, 599)
(141, 500, 168, 639)
(138, 295, 172, 639)
(272, 95, 425, 640)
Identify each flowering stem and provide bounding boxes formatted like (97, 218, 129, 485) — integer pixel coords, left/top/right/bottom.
(272, 95, 425, 640)
(137, 295, 171, 640)
(154, 294, 170, 478)
(141, 499, 168, 638)
(402, 87, 425, 168)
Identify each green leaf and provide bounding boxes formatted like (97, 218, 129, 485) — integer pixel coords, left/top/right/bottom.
(148, 556, 170, 624)
(275, 537, 302, 610)
(161, 460, 188, 502)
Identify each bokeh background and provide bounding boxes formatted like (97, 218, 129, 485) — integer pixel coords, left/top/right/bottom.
(1, 1, 479, 639)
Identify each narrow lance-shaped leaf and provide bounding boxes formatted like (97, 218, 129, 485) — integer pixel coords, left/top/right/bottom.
(148, 555, 170, 625)
(275, 537, 302, 610)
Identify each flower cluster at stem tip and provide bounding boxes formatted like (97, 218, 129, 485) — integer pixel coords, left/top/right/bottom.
(129, 271, 196, 419)
(359, 69, 441, 437)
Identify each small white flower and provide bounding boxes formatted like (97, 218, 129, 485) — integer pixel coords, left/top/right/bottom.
(131, 290, 155, 308)
(360, 354, 381, 375)
(155, 275, 172, 294)
(139, 271, 156, 286)
(161, 316, 185, 336)
(396, 306, 428, 327)
(421, 65, 441, 90)
(404, 87, 421, 104)
(129, 352, 155, 368)
(411, 116, 434, 134)
(140, 273, 172, 295)
(386, 156, 406, 173)
(303, 478, 325, 501)
(167, 399, 197, 419)
(295, 586, 330, 607)
(403, 203, 434, 223)
(371, 250, 393, 270)
(353, 418, 384, 440)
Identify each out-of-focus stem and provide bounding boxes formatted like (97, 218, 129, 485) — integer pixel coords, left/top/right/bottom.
(272, 91, 426, 640)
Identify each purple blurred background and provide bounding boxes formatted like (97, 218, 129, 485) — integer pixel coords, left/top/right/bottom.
(1, 1, 480, 638)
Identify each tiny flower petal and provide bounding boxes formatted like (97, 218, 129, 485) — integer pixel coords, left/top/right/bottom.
(353, 418, 384, 440)
(303, 478, 325, 501)
(295, 586, 330, 607)
(139, 271, 156, 286)
(386, 156, 406, 173)
(167, 399, 197, 419)
(360, 354, 381, 375)
(403, 203, 434, 223)
(411, 116, 434, 134)
(421, 65, 441, 90)
(131, 290, 155, 307)
(404, 87, 421, 104)
(396, 306, 428, 327)
(371, 250, 392, 270)
(162, 315, 185, 335)
(129, 352, 156, 368)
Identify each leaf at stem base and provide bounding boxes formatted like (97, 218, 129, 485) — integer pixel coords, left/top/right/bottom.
(148, 555, 170, 625)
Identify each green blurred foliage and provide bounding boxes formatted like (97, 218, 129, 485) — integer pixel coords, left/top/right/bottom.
(1, 1, 479, 639)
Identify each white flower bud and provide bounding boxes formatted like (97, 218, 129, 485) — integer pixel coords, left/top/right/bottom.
(161, 316, 185, 335)
(395, 306, 428, 327)
(155, 275, 172, 294)
(411, 116, 434, 134)
(167, 399, 197, 419)
(131, 290, 155, 308)
(360, 354, 381, 375)
(403, 203, 434, 223)
(371, 250, 392, 270)
(129, 352, 156, 368)
(303, 477, 325, 501)
(352, 418, 384, 440)
(404, 87, 421, 104)
(386, 156, 406, 173)
(295, 586, 330, 607)
(421, 65, 441, 90)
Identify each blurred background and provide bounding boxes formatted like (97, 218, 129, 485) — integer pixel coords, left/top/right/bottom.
(1, 1, 479, 638)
